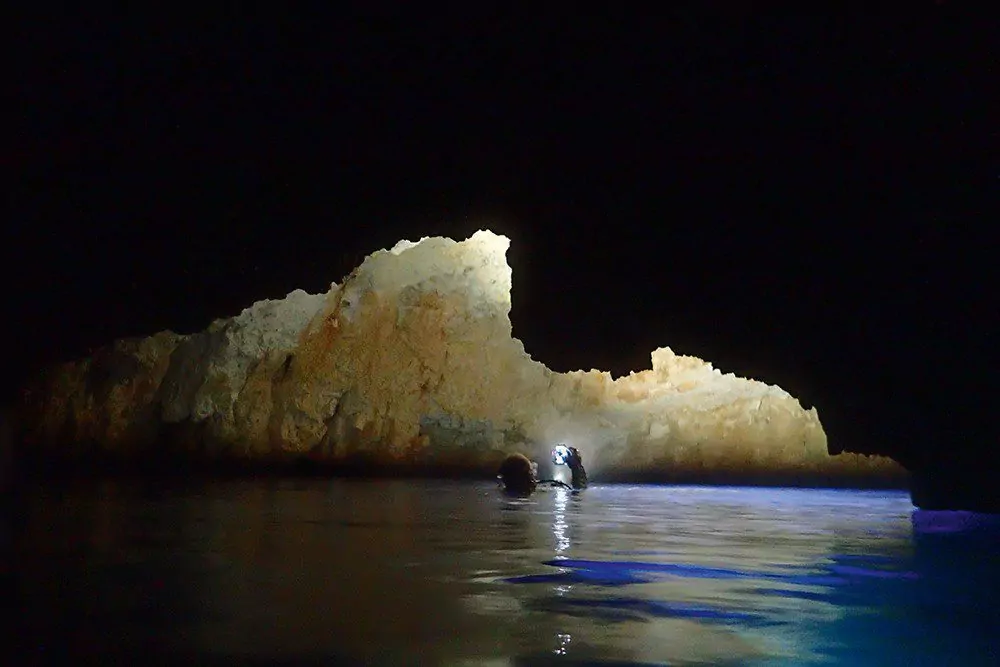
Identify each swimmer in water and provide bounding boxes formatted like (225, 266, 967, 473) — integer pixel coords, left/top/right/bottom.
(497, 453, 537, 497)
(564, 445, 588, 490)
(552, 444, 588, 490)
(498, 445, 588, 496)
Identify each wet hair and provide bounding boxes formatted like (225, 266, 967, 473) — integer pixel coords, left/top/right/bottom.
(498, 453, 537, 496)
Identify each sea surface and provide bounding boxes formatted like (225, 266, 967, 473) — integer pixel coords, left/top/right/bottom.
(9, 479, 1000, 665)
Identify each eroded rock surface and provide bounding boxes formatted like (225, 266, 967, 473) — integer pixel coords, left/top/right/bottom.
(17, 230, 906, 483)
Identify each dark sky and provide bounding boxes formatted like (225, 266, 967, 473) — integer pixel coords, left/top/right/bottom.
(7, 4, 996, 467)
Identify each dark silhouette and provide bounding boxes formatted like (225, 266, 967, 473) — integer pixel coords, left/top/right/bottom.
(498, 453, 537, 496)
(564, 446, 588, 490)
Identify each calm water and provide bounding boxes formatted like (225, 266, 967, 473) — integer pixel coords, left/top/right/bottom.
(10, 479, 1000, 665)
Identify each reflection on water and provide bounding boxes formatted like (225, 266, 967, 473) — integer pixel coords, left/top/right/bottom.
(11, 480, 1000, 665)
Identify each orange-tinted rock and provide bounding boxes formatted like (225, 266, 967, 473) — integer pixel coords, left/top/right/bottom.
(16, 230, 907, 484)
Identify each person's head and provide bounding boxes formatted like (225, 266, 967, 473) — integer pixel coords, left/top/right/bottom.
(498, 453, 537, 496)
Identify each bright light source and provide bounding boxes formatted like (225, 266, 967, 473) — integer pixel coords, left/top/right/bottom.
(552, 444, 571, 466)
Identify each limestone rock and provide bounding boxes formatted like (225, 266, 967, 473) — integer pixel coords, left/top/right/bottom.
(17, 229, 906, 483)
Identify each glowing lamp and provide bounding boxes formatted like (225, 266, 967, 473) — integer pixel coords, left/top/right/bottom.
(552, 444, 571, 466)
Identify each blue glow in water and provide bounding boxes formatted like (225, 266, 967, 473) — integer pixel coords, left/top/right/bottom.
(14, 480, 1000, 665)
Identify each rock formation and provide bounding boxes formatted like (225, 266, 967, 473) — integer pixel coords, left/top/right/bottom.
(17, 230, 906, 484)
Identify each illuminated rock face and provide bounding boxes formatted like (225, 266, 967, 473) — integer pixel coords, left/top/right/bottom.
(19, 230, 905, 483)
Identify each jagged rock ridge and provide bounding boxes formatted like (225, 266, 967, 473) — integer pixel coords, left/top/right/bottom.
(18, 230, 906, 483)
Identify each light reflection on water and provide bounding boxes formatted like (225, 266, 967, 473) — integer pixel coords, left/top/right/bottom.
(12, 480, 1000, 665)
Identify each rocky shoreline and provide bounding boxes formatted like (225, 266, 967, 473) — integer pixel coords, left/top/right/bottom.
(12, 231, 909, 493)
